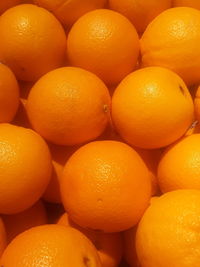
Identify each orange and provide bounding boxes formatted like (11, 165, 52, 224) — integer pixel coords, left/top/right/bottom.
(123, 226, 140, 267)
(67, 9, 139, 85)
(136, 190, 200, 267)
(0, 224, 102, 267)
(0, 63, 19, 123)
(43, 144, 79, 203)
(0, 4, 67, 81)
(58, 212, 123, 267)
(27, 67, 111, 146)
(0, 123, 52, 214)
(109, 0, 172, 34)
(158, 134, 200, 193)
(141, 7, 200, 86)
(112, 67, 194, 149)
(2, 200, 47, 242)
(34, 0, 107, 28)
(61, 140, 151, 232)
(173, 0, 200, 9)
(0, 217, 7, 257)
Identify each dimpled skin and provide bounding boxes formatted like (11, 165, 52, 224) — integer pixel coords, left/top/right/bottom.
(158, 134, 200, 193)
(173, 0, 200, 9)
(0, 217, 7, 257)
(136, 190, 200, 267)
(0, 225, 102, 267)
(2, 200, 47, 243)
(112, 67, 194, 149)
(109, 0, 172, 34)
(141, 7, 200, 86)
(0, 4, 67, 81)
(0, 63, 19, 123)
(34, 0, 107, 27)
(61, 140, 151, 233)
(0, 124, 52, 214)
(67, 9, 140, 85)
(27, 67, 111, 146)
(58, 212, 123, 267)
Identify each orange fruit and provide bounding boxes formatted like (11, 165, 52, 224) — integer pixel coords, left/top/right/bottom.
(0, 0, 22, 14)
(0, 123, 52, 214)
(61, 140, 151, 232)
(34, 0, 107, 28)
(0, 4, 67, 81)
(67, 9, 139, 85)
(112, 67, 194, 149)
(27, 67, 111, 146)
(123, 226, 140, 267)
(43, 144, 79, 203)
(158, 134, 200, 193)
(109, 0, 172, 34)
(0, 217, 7, 257)
(2, 200, 47, 242)
(136, 190, 200, 267)
(173, 0, 200, 9)
(141, 7, 200, 86)
(0, 224, 102, 267)
(0, 63, 19, 123)
(58, 212, 123, 267)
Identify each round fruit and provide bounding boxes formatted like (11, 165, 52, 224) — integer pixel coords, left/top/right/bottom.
(112, 67, 194, 149)
(173, 0, 200, 9)
(140, 7, 200, 86)
(136, 190, 200, 267)
(0, 63, 19, 123)
(0, 4, 67, 81)
(67, 9, 139, 85)
(0, 123, 52, 214)
(27, 67, 111, 146)
(158, 134, 200, 193)
(0, 218, 7, 257)
(61, 140, 151, 232)
(0, 224, 102, 267)
(58, 212, 123, 267)
(109, 0, 172, 34)
(34, 0, 107, 27)
(2, 200, 47, 243)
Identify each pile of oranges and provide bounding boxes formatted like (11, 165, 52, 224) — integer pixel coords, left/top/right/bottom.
(1, 0, 200, 266)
